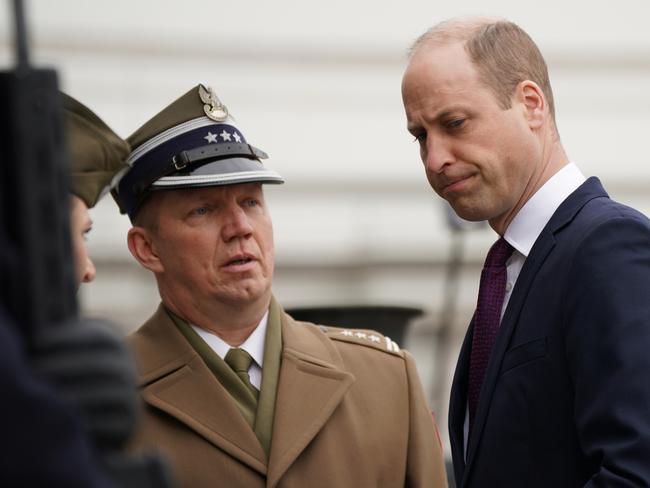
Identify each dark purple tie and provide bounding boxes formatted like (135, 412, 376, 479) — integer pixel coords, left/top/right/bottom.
(468, 237, 514, 431)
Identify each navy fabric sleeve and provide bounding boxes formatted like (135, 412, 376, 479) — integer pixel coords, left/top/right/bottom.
(0, 310, 114, 488)
(565, 214, 650, 486)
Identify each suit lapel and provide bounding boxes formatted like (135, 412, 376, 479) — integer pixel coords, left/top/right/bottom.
(448, 313, 473, 483)
(266, 311, 355, 488)
(462, 231, 556, 483)
(130, 305, 267, 475)
(460, 177, 609, 486)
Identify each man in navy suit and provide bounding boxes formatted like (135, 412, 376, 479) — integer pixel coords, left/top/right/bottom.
(402, 17, 650, 487)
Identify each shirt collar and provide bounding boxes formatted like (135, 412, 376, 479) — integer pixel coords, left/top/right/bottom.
(191, 310, 269, 368)
(504, 162, 586, 257)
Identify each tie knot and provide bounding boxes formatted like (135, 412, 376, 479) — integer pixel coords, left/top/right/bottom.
(224, 348, 254, 373)
(484, 237, 514, 269)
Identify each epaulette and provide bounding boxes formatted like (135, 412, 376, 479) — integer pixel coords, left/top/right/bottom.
(319, 326, 403, 356)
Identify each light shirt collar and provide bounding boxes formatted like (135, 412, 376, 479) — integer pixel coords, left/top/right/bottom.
(191, 310, 269, 368)
(504, 162, 586, 257)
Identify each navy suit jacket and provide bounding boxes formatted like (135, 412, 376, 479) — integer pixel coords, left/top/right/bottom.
(449, 178, 650, 487)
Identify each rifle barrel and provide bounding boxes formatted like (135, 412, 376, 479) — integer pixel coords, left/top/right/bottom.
(12, 0, 30, 70)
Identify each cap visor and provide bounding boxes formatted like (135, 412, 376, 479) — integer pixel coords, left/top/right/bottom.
(151, 157, 284, 188)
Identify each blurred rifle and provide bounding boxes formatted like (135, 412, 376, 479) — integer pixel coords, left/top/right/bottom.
(0, 1, 170, 486)
(0, 0, 75, 342)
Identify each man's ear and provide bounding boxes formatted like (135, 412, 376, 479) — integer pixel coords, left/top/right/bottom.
(127, 227, 164, 273)
(515, 80, 546, 130)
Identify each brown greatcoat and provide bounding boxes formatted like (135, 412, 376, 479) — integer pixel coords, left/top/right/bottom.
(128, 302, 447, 488)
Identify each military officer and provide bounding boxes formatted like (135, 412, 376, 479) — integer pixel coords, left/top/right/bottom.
(63, 93, 129, 286)
(113, 84, 447, 487)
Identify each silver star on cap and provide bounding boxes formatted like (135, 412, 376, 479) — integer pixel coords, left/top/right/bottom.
(354, 332, 367, 339)
(369, 335, 381, 343)
(204, 131, 218, 143)
(220, 130, 232, 141)
(341, 330, 354, 337)
(233, 132, 242, 143)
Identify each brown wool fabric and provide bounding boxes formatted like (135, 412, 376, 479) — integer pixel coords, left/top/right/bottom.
(167, 305, 283, 459)
(169, 314, 258, 428)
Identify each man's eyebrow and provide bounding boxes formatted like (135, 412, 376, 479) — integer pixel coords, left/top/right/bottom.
(436, 105, 469, 120)
(406, 107, 466, 133)
(406, 122, 420, 134)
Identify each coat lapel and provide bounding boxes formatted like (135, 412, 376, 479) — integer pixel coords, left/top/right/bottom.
(461, 178, 608, 486)
(130, 305, 267, 475)
(266, 311, 355, 488)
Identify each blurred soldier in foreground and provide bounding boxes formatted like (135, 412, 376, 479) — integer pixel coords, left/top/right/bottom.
(1, 94, 130, 486)
(113, 84, 447, 487)
(2, 0, 168, 482)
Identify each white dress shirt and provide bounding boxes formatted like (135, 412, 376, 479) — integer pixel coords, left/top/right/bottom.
(191, 311, 269, 390)
(463, 162, 586, 458)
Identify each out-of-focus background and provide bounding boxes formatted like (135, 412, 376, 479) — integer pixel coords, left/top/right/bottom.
(2, 0, 649, 461)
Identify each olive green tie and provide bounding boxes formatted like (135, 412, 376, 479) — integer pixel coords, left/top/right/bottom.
(224, 348, 259, 401)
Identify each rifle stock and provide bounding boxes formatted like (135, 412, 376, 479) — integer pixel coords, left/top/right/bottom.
(0, 66, 77, 342)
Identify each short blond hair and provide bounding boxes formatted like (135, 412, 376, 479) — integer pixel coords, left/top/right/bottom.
(410, 18, 556, 123)
(132, 191, 165, 232)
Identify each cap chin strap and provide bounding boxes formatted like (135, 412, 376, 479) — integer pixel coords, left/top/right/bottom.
(171, 142, 268, 171)
(130, 142, 267, 195)
(117, 142, 268, 219)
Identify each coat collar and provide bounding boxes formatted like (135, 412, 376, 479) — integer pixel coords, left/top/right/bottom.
(456, 177, 608, 487)
(129, 303, 267, 474)
(129, 298, 355, 484)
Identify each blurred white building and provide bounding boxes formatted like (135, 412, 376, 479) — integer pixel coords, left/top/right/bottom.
(2, 0, 649, 457)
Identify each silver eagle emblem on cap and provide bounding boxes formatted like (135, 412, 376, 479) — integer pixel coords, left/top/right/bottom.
(199, 85, 229, 122)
